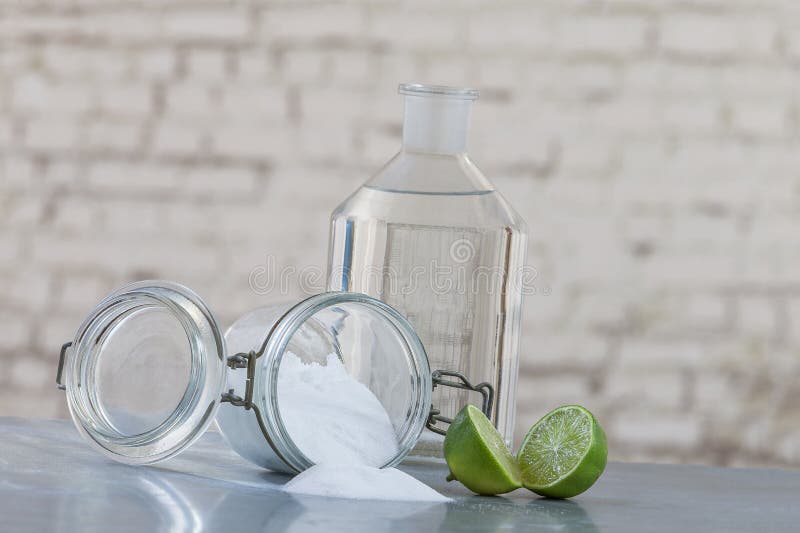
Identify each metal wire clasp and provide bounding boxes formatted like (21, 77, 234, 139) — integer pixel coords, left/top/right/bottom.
(219, 348, 299, 473)
(220, 351, 258, 409)
(56, 342, 72, 391)
(426, 370, 495, 435)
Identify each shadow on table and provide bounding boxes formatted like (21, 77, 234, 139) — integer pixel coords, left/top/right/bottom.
(430, 494, 598, 532)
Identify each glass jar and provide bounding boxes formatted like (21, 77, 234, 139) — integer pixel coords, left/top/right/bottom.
(327, 83, 528, 453)
(57, 281, 433, 473)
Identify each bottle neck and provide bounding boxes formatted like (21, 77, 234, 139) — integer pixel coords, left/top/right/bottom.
(402, 95, 473, 155)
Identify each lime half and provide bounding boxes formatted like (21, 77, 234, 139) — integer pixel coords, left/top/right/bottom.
(444, 404, 522, 495)
(517, 405, 607, 499)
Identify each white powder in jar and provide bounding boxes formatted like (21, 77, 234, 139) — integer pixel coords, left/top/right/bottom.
(277, 351, 449, 502)
(278, 351, 400, 466)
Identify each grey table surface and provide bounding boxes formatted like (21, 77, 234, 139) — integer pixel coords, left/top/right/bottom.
(1, 417, 798, 532)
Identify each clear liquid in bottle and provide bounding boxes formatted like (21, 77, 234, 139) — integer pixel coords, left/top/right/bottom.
(327, 84, 528, 455)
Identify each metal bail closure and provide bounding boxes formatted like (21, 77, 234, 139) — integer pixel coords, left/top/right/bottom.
(426, 370, 495, 435)
(219, 349, 299, 473)
(57, 281, 227, 465)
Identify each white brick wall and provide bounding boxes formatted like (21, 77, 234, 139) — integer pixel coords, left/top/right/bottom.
(1, 0, 799, 468)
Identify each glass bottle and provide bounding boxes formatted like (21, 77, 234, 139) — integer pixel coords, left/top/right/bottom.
(327, 83, 528, 453)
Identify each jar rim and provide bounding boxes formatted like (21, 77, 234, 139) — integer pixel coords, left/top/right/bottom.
(254, 291, 432, 472)
(64, 280, 227, 465)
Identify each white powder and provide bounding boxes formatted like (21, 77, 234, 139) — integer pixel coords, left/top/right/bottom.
(278, 352, 400, 466)
(283, 464, 450, 503)
(277, 351, 449, 502)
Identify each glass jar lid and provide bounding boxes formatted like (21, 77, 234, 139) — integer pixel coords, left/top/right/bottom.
(61, 281, 227, 464)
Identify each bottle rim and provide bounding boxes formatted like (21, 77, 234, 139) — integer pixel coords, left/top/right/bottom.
(399, 82, 479, 101)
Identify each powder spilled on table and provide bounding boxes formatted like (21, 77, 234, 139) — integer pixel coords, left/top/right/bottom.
(284, 464, 450, 503)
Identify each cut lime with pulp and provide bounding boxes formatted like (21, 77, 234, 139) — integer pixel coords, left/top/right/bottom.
(517, 405, 607, 499)
(444, 404, 522, 495)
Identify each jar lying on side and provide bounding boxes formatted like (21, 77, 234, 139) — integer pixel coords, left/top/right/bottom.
(57, 281, 433, 473)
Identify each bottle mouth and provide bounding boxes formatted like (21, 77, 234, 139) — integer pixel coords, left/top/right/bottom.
(399, 83, 479, 101)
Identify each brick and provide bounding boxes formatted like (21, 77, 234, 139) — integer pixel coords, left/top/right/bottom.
(298, 120, 354, 161)
(716, 68, 800, 106)
(163, 9, 250, 41)
(3, 195, 45, 230)
(468, 10, 552, 51)
(671, 212, 740, 247)
(212, 122, 294, 160)
(3, 14, 83, 40)
(13, 75, 93, 115)
(371, 10, 461, 49)
(219, 84, 288, 121)
(136, 49, 177, 79)
(85, 161, 182, 196)
(611, 411, 702, 450)
(97, 84, 153, 117)
(165, 83, 218, 117)
(692, 372, 741, 420)
(181, 166, 260, 197)
(516, 374, 592, 412)
(660, 15, 775, 57)
(282, 49, 328, 84)
(260, 5, 364, 41)
(330, 50, 372, 85)
(162, 203, 223, 239)
(731, 102, 788, 137)
(735, 296, 778, 340)
(86, 120, 142, 152)
(31, 234, 221, 278)
(618, 340, 706, 370)
(50, 198, 99, 235)
(0, 156, 36, 191)
(56, 275, 115, 314)
(605, 370, 684, 410)
(0, 269, 51, 310)
(0, 310, 30, 350)
(236, 49, 274, 81)
(624, 61, 720, 97)
(37, 313, 84, 353)
(11, 358, 51, 389)
(42, 161, 81, 190)
(557, 15, 650, 56)
(660, 100, 722, 132)
(42, 45, 130, 80)
(24, 120, 81, 151)
(652, 293, 730, 336)
(85, 10, 164, 42)
(186, 49, 229, 80)
(151, 121, 207, 157)
(0, 118, 12, 148)
(97, 199, 163, 235)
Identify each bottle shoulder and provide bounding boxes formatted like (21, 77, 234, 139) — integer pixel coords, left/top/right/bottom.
(364, 151, 495, 194)
(331, 151, 527, 232)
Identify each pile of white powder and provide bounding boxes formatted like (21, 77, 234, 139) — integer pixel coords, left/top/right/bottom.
(277, 351, 449, 503)
(283, 464, 449, 503)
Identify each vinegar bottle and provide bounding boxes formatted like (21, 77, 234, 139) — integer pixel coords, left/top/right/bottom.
(327, 83, 528, 454)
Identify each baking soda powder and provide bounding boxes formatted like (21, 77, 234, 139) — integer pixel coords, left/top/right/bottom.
(277, 352, 449, 502)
